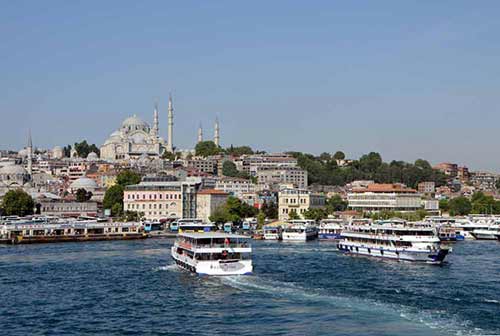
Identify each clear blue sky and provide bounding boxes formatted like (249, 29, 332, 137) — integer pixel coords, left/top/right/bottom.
(1, 1, 499, 170)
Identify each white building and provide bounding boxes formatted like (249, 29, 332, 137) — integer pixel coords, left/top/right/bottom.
(215, 177, 256, 198)
(278, 188, 326, 220)
(196, 189, 229, 223)
(347, 184, 422, 212)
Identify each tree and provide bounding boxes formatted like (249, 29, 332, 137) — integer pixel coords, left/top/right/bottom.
(261, 201, 278, 219)
(103, 184, 124, 216)
(496, 179, 500, 190)
(304, 208, 328, 221)
(75, 188, 93, 202)
(326, 194, 348, 213)
(222, 161, 239, 177)
(225, 145, 254, 156)
(1, 189, 35, 216)
(333, 151, 345, 160)
(439, 199, 449, 212)
(195, 141, 221, 157)
(288, 209, 300, 220)
(209, 196, 258, 224)
(116, 170, 141, 187)
(448, 196, 472, 216)
(72, 140, 100, 158)
(162, 151, 176, 161)
(319, 152, 331, 161)
(470, 192, 500, 214)
(257, 211, 266, 229)
(63, 145, 72, 158)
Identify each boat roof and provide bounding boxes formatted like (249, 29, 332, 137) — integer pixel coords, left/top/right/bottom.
(178, 232, 249, 239)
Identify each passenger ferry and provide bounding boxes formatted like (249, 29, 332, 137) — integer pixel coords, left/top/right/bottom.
(337, 220, 450, 264)
(452, 220, 491, 240)
(471, 224, 500, 240)
(318, 219, 344, 240)
(282, 220, 318, 241)
(171, 232, 253, 275)
(263, 225, 282, 240)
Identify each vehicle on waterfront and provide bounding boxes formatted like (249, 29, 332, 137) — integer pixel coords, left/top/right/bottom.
(223, 222, 233, 233)
(337, 220, 450, 264)
(282, 220, 318, 241)
(263, 225, 282, 240)
(318, 219, 344, 240)
(171, 232, 253, 275)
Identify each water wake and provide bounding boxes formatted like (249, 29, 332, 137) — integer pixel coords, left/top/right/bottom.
(219, 275, 489, 336)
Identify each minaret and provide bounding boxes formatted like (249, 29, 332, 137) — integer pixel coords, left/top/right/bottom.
(27, 130, 33, 176)
(167, 94, 174, 152)
(152, 102, 159, 139)
(214, 117, 220, 147)
(197, 123, 203, 143)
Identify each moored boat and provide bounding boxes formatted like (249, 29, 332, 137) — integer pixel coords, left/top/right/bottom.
(263, 225, 282, 240)
(282, 220, 318, 241)
(318, 219, 344, 240)
(337, 220, 450, 264)
(171, 232, 253, 275)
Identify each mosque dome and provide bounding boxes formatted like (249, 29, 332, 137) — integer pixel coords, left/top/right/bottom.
(70, 177, 98, 190)
(18, 149, 28, 157)
(0, 165, 28, 175)
(122, 115, 150, 131)
(87, 152, 99, 161)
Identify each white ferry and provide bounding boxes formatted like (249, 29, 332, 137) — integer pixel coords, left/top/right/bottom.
(263, 225, 282, 240)
(171, 232, 253, 275)
(318, 219, 344, 240)
(471, 224, 500, 240)
(337, 220, 450, 264)
(452, 219, 491, 240)
(282, 220, 318, 241)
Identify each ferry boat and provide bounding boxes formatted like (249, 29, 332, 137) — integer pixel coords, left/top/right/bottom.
(282, 220, 318, 241)
(471, 224, 500, 240)
(337, 220, 450, 264)
(452, 220, 491, 240)
(318, 219, 344, 240)
(171, 232, 253, 275)
(0, 221, 145, 244)
(263, 225, 282, 240)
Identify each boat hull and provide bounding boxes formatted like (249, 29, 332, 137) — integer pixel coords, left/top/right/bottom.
(171, 248, 252, 276)
(336, 243, 449, 264)
(318, 233, 342, 240)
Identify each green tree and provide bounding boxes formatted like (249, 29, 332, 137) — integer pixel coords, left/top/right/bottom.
(225, 145, 254, 156)
(161, 151, 176, 161)
(103, 184, 124, 216)
(326, 194, 348, 213)
(209, 196, 258, 224)
(496, 179, 500, 190)
(439, 199, 449, 212)
(222, 161, 240, 177)
(288, 209, 300, 220)
(261, 201, 278, 219)
(333, 151, 345, 160)
(257, 211, 266, 229)
(303, 208, 328, 221)
(116, 170, 141, 186)
(75, 188, 92, 202)
(448, 196, 472, 216)
(470, 192, 500, 214)
(1, 189, 34, 216)
(72, 140, 100, 158)
(195, 141, 221, 157)
(319, 152, 331, 161)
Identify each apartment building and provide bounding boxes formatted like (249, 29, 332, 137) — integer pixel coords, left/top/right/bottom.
(278, 188, 326, 220)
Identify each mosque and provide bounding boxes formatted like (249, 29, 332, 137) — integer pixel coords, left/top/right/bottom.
(100, 95, 220, 161)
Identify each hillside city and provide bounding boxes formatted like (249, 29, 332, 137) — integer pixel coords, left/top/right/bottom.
(1, 100, 498, 223)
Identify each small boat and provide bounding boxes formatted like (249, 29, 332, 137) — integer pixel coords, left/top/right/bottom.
(282, 220, 318, 241)
(318, 219, 344, 240)
(471, 225, 500, 240)
(263, 225, 282, 240)
(171, 232, 253, 275)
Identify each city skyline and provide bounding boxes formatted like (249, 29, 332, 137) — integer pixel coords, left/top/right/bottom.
(1, 1, 500, 170)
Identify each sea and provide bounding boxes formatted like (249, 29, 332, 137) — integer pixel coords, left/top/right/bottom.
(0, 239, 499, 336)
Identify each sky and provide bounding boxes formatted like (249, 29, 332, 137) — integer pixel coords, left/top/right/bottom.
(1, 1, 499, 170)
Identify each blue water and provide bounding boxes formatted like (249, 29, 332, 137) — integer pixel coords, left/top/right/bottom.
(1, 239, 499, 336)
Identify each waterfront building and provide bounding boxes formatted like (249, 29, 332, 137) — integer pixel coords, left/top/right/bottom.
(347, 183, 422, 212)
(40, 200, 98, 217)
(123, 176, 201, 221)
(278, 188, 326, 220)
(195, 189, 229, 222)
